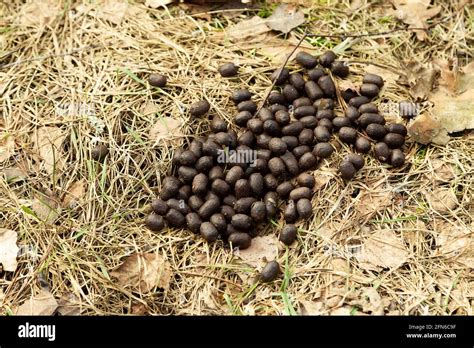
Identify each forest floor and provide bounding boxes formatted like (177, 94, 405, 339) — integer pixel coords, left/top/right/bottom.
(0, 0, 472, 315)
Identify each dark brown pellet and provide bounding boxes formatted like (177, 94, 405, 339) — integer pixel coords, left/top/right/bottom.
(289, 72, 306, 91)
(355, 137, 371, 154)
(228, 232, 252, 249)
(319, 50, 336, 67)
(296, 51, 318, 68)
(148, 73, 167, 87)
(276, 181, 294, 199)
(279, 225, 297, 245)
(318, 75, 336, 98)
(219, 62, 239, 77)
(260, 260, 280, 282)
(297, 198, 312, 219)
(237, 100, 257, 114)
(186, 212, 202, 233)
(232, 89, 252, 104)
(294, 106, 316, 118)
(146, 213, 165, 231)
(305, 81, 324, 100)
(165, 208, 186, 228)
(190, 100, 210, 117)
(200, 222, 219, 242)
(297, 173, 315, 188)
(271, 67, 290, 85)
(313, 142, 333, 158)
(363, 73, 384, 87)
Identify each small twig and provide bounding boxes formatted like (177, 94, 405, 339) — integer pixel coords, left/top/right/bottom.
(0, 44, 101, 69)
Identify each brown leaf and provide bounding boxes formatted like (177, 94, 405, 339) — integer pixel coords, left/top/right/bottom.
(389, 0, 441, 41)
(16, 289, 58, 315)
(31, 196, 61, 224)
(0, 134, 15, 163)
(235, 235, 279, 268)
(425, 188, 458, 213)
(433, 58, 458, 93)
(407, 112, 449, 145)
(356, 230, 410, 270)
(430, 158, 455, 182)
(227, 16, 271, 40)
(97, 0, 129, 25)
(355, 185, 393, 217)
(405, 60, 438, 100)
(298, 300, 324, 315)
(33, 126, 65, 175)
(149, 117, 184, 147)
(266, 4, 305, 34)
(56, 293, 81, 316)
(130, 303, 149, 315)
(430, 89, 474, 134)
(111, 253, 172, 293)
(62, 180, 86, 209)
(18, 0, 60, 26)
(0, 228, 19, 272)
(433, 220, 472, 258)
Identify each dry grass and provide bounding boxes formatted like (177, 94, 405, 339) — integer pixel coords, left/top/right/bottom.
(0, 0, 473, 315)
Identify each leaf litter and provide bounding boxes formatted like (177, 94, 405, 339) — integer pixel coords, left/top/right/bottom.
(16, 289, 58, 315)
(0, 228, 20, 272)
(111, 252, 172, 293)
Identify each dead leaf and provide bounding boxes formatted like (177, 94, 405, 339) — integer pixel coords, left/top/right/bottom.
(149, 117, 184, 147)
(457, 62, 474, 94)
(57, 293, 81, 316)
(430, 158, 455, 182)
(130, 303, 148, 315)
(2, 167, 27, 183)
(33, 126, 65, 175)
(433, 58, 458, 93)
(405, 60, 438, 100)
(360, 287, 385, 315)
(266, 4, 305, 34)
(31, 196, 61, 224)
(430, 89, 474, 134)
(356, 230, 409, 270)
(16, 289, 58, 315)
(111, 253, 172, 293)
(434, 220, 472, 257)
(425, 188, 458, 213)
(0, 134, 15, 163)
(355, 186, 393, 217)
(407, 112, 449, 145)
(62, 180, 86, 209)
(0, 228, 19, 272)
(235, 235, 279, 268)
(97, 0, 129, 25)
(18, 0, 60, 26)
(227, 16, 271, 40)
(146, 0, 174, 8)
(389, 0, 441, 41)
(298, 300, 324, 315)
(141, 101, 160, 116)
